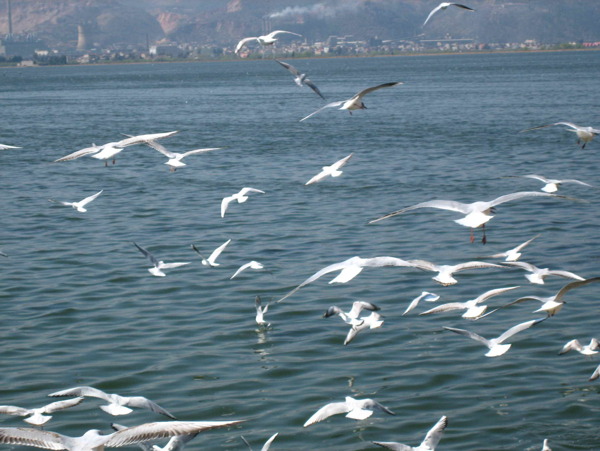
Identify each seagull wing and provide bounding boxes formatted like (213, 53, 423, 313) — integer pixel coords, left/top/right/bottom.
(158, 262, 191, 270)
(190, 244, 208, 261)
(561, 179, 593, 187)
(275, 59, 300, 76)
(0, 427, 67, 450)
(547, 269, 585, 281)
(512, 234, 541, 253)
(330, 153, 353, 171)
(420, 302, 467, 315)
(360, 399, 395, 416)
(420, 415, 448, 449)
(423, 3, 445, 26)
(0, 406, 30, 417)
(351, 82, 403, 101)
(554, 277, 600, 302)
(78, 190, 103, 207)
(474, 286, 520, 303)
(208, 239, 231, 264)
(123, 397, 176, 419)
(231, 262, 252, 279)
(368, 199, 470, 224)
(239, 187, 265, 196)
(267, 30, 302, 39)
(115, 131, 178, 148)
(49, 385, 111, 401)
(179, 147, 222, 158)
(348, 301, 380, 318)
(300, 101, 345, 122)
(303, 401, 350, 427)
(305, 169, 328, 185)
(488, 191, 557, 208)
(559, 339, 582, 354)
(42, 397, 85, 414)
(54, 144, 102, 162)
(144, 139, 176, 158)
(443, 326, 491, 348)
(260, 432, 279, 451)
(495, 317, 546, 344)
(133, 243, 160, 268)
(221, 196, 235, 217)
(450, 261, 503, 274)
(304, 78, 326, 100)
(372, 441, 412, 451)
(0, 144, 21, 150)
(235, 37, 257, 53)
(522, 174, 551, 183)
(453, 3, 475, 11)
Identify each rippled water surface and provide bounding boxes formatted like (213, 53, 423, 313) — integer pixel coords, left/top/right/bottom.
(1, 51, 600, 450)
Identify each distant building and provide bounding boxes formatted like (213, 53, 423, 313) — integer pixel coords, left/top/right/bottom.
(0, 36, 47, 58)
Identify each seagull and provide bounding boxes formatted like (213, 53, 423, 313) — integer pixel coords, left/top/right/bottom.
(589, 365, 600, 381)
(373, 415, 448, 451)
(254, 296, 270, 327)
(0, 143, 21, 150)
(275, 60, 325, 99)
(513, 174, 592, 193)
(305, 153, 353, 185)
(479, 234, 540, 262)
(324, 301, 383, 345)
(133, 243, 191, 278)
(300, 82, 403, 122)
(444, 317, 546, 357)
(303, 396, 394, 427)
(480, 277, 600, 318)
(0, 250, 7, 257)
(48, 190, 103, 213)
(143, 139, 222, 172)
(276, 256, 415, 303)
(111, 423, 198, 451)
(559, 338, 599, 356)
(191, 239, 231, 267)
(0, 398, 84, 426)
(221, 187, 265, 218)
(542, 439, 552, 451)
(235, 30, 302, 54)
(503, 261, 585, 285)
(368, 191, 566, 244)
(0, 420, 244, 450)
(231, 261, 264, 279)
(54, 131, 178, 165)
(48, 386, 176, 418)
(420, 286, 520, 320)
(406, 259, 504, 286)
(423, 2, 475, 27)
(520, 122, 600, 149)
(240, 432, 278, 451)
(403, 291, 440, 316)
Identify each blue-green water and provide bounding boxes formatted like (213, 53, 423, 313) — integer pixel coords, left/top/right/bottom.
(1, 51, 599, 450)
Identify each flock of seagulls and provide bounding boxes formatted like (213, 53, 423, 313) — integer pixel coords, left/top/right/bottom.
(1, 3, 598, 450)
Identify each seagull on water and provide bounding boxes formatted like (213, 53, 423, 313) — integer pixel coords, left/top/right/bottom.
(235, 30, 301, 54)
(0, 398, 84, 426)
(305, 153, 353, 185)
(300, 82, 403, 122)
(323, 301, 383, 345)
(0, 143, 21, 150)
(423, 3, 475, 27)
(403, 291, 440, 316)
(512, 174, 592, 193)
(444, 317, 546, 357)
(134, 243, 191, 277)
(0, 420, 244, 450)
(48, 190, 103, 213)
(191, 239, 231, 267)
(406, 259, 504, 286)
(254, 296, 270, 327)
(111, 423, 199, 451)
(521, 122, 600, 149)
(479, 234, 540, 262)
(49, 386, 176, 418)
(559, 338, 599, 356)
(503, 261, 584, 285)
(368, 191, 567, 244)
(276, 256, 415, 303)
(420, 286, 520, 320)
(231, 261, 264, 279)
(303, 396, 394, 427)
(276, 60, 325, 99)
(373, 415, 448, 451)
(221, 188, 265, 218)
(241, 432, 278, 451)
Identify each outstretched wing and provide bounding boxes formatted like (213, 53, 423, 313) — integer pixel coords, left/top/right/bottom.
(179, 147, 222, 158)
(235, 37, 257, 53)
(304, 78, 326, 100)
(0, 427, 67, 450)
(352, 82, 403, 101)
(300, 101, 345, 122)
(368, 199, 469, 224)
(420, 415, 448, 449)
(133, 243, 159, 267)
(554, 277, 600, 302)
(275, 59, 300, 76)
(488, 191, 557, 208)
(54, 144, 102, 162)
(496, 317, 546, 344)
(303, 402, 350, 427)
(78, 190, 103, 207)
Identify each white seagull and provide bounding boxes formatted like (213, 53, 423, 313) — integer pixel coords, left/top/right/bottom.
(403, 291, 440, 316)
(373, 415, 448, 451)
(275, 60, 325, 99)
(589, 365, 600, 381)
(241, 432, 278, 451)
(231, 261, 264, 279)
(0, 143, 21, 150)
(542, 439, 552, 451)
(305, 153, 353, 185)
(221, 187, 265, 218)
(514, 174, 592, 193)
(324, 301, 383, 345)
(559, 338, 599, 356)
(254, 296, 270, 327)
(303, 396, 394, 427)
(300, 82, 403, 122)
(191, 239, 231, 267)
(420, 286, 520, 320)
(0, 420, 244, 450)
(480, 234, 540, 262)
(235, 30, 302, 54)
(444, 317, 546, 357)
(0, 398, 84, 426)
(423, 2, 475, 26)
(49, 190, 103, 213)
(521, 121, 600, 149)
(54, 131, 178, 165)
(276, 256, 415, 303)
(406, 259, 504, 286)
(48, 386, 176, 418)
(134, 243, 190, 278)
(369, 191, 565, 244)
(111, 423, 199, 451)
(146, 140, 222, 171)
(503, 261, 584, 285)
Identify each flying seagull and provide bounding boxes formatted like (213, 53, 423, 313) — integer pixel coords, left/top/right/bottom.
(221, 187, 265, 218)
(235, 30, 301, 54)
(303, 396, 394, 427)
(444, 317, 546, 357)
(503, 261, 584, 285)
(191, 239, 231, 267)
(403, 291, 440, 316)
(369, 191, 566, 244)
(512, 174, 592, 193)
(423, 3, 475, 27)
(305, 153, 353, 185)
(231, 261, 264, 279)
(275, 60, 325, 99)
(300, 82, 403, 122)
(0, 420, 244, 450)
(133, 243, 191, 277)
(520, 121, 600, 149)
(323, 301, 383, 345)
(479, 234, 540, 262)
(48, 386, 176, 418)
(0, 143, 21, 150)
(406, 259, 504, 286)
(48, 190, 103, 213)
(0, 398, 84, 426)
(145, 139, 222, 171)
(558, 338, 599, 356)
(373, 415, 448, 451)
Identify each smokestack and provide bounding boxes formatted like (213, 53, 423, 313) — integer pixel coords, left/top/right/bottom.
(7, 0, 13, 35)
(76, 24, 87, 51)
